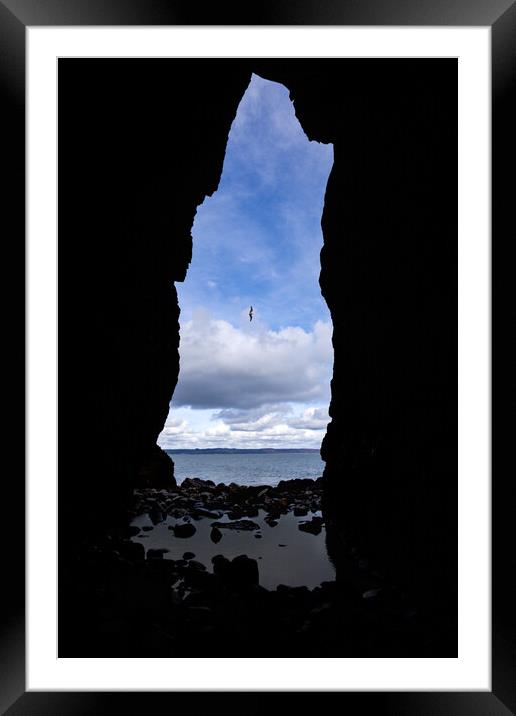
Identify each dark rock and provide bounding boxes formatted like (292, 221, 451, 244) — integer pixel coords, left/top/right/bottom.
(117, 541, 145, 562)
(231, 555, 259, 587)
(211, 554, 231, 578)
(185, 570, 219, 591)
(211, 554, 259, 589)
(210, 527, 222, 544)
(210, 526, 223, 543)
(183, 552, 195, 560)
(136, 444, 177, 489)
(173, 523, 197, 538)
(193, 508, 223, 519)
(277, 478, 314, 492)
(147, 548, 169, 560)
(124, 525, 141, 537)
(293, 507, 308, 517)
(211, 519, 260, 531)
(277, 584, 297, 594)
(187, 560, 207, 571)
(298, 517, 324, 535)
(149, 509, 164, 525)
(362, 588, 382, 599)
(142, 525, 153, 532)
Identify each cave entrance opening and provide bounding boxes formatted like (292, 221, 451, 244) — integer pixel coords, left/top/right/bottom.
(158, 73, 334, 490)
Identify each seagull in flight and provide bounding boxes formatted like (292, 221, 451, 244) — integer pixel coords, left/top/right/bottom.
(249, 306, 253, 322)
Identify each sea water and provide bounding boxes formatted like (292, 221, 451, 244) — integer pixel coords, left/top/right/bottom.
(166, 451, 325, 487)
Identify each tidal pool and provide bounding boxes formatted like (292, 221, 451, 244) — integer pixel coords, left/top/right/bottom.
(131, 509, 335, 590)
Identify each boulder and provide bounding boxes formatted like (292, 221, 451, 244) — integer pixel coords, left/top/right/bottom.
(231, 555, 259, 587)
(210, 526, 223, 543)
(149, 509, 164, 525)
(173, 523, 197, 538)
(136, 444, 177, 489)
(298, 517, 324, 535)
(212, 554, 259, 589)
(188, 560, 207, 572)
(211, 554, 231, 578)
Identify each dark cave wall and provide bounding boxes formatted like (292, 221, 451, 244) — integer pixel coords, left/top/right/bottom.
(260, 60, 457, 598)
(60, 60, 457, 603)
(59, 60, 252, 523)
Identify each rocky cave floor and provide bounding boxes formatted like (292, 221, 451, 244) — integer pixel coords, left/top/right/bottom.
(60, 478, 456, 657)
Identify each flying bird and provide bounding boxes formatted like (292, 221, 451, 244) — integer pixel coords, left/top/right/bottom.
(249, 306, 253, 322)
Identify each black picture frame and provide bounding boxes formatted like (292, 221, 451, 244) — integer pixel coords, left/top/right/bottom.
(4, 1, 510, 713)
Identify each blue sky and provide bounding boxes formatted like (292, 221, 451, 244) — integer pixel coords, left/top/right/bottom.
(158, 74, 334, 449)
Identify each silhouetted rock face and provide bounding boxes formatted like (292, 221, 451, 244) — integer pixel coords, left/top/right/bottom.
(59, 60, 252, 531)
(260, 60, 457, 607)
(60, 60, 456, 623)
(136, 444, 176, 489)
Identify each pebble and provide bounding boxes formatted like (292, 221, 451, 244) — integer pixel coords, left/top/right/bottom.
(363, 588, 382, 599)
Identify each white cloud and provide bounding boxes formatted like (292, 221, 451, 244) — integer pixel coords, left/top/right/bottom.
(159, 403, 330, 449)
(287, 407, 329, 431)
(160, 418, 188, 433)
(172, 313, 332, 410)
(213, 404, 293, 425)
(158, 403, 330, 450)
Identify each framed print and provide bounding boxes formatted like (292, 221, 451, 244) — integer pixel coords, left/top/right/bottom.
(2, 0, 511, 712)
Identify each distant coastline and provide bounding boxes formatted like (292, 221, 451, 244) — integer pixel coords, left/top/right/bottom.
(165, 448, 320, 455)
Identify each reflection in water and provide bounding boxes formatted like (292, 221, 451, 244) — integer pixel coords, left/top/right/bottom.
(131, 509, 335, 590)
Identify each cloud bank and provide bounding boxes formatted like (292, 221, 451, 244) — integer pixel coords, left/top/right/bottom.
(159, 404, 330, 450)
(172, 313, 332, 410)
